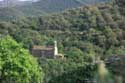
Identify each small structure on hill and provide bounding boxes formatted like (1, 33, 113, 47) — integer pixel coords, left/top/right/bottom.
(31, 41, 64, 59)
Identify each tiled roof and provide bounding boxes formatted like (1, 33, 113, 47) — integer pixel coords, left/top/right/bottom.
(32, 45, 54, 50)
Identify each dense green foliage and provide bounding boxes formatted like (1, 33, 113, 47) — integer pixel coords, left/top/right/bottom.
(0, 36, 43, 83)
(0, 0, 124, 83)
(39, 58, 96, 83)
(1, 3, 123, 58)
(116, 0, 125, 15)
(106, 55, 125, 82)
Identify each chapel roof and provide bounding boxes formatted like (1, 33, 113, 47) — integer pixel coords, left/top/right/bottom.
(32, 45, 54, 50)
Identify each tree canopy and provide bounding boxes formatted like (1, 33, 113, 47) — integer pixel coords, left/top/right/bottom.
(0, 36, 44, 83)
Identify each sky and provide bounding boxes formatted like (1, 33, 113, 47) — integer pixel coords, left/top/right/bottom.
(0, 0, 37, 1)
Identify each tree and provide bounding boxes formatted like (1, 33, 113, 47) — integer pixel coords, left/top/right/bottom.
(0, 36, 44, 83)
(66, 47, 84, 62)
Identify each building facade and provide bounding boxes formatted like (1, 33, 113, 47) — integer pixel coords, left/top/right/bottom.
(31, 41, 64, 59)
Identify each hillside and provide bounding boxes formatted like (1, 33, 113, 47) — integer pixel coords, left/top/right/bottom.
(23, 0, 110, 13)
(0, 7, 26, 21)
(0, 0, 125, 83)
(116, 0, 125, 15)
(0, 0, 111, 21)
(0, 0, 124, 58)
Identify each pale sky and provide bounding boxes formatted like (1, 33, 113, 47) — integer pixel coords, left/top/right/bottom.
(0, 0, 37, 1)
(19, 0, 38, 1)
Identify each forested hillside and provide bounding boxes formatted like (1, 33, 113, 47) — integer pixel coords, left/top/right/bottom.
(3, 3, 124, 53)
(0, 0, 125, 83)
(0, 0, 111, 21)
(116, 0, 125, 15)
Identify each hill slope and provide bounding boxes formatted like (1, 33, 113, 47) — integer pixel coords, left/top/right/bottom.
(0, 1, 125, 82)
(0, 0, 111, 21)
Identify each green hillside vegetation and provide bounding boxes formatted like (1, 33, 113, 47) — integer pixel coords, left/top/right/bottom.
(0, 7, 26, 21)
(0, 0, 111, 21)
(106, 55, 125, 83)
(116, 0, 125, 15)
(0, 0, 125, 83)
(7, 3, 124, 57)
